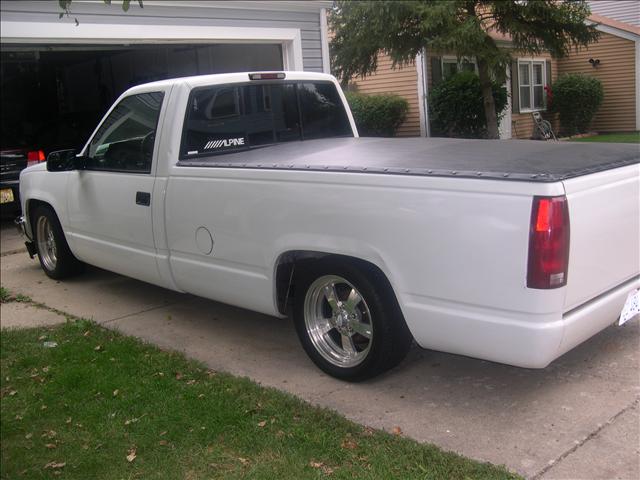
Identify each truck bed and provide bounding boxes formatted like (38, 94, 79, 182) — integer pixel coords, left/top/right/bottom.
(178, 137, 639, 182)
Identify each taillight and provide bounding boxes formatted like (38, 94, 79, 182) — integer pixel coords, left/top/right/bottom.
(27, 150, 45, 166)
(527, 195, 570, 289)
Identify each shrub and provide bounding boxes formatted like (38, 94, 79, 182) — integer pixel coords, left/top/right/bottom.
(550, 74, 604, 135)
(428, 71, 508, 139)
(344, 91, 409, 136)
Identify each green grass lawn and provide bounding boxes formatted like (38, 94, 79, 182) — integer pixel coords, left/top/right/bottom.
(1, 313, 519, 479)
(572, 132, 640, 143)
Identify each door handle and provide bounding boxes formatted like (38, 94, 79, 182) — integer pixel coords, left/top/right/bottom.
(136, 191, 151, 206)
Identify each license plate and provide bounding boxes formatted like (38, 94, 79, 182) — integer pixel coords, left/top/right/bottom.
(0, 188, 14, 204)
(619, 289, 639, 326)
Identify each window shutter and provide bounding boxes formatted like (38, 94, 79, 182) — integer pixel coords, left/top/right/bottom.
(545, 59, 552, 86)
(510, 60, 520, 114)
(431, 56, 442, 86)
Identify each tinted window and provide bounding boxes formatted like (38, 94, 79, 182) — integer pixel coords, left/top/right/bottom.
(207, 88, 240, 118)
(298, 83, 351, 140)
(181, 81, 352, 158)
(87, 92, 164, 173)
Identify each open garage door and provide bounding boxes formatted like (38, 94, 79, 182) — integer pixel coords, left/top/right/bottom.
(1, 43, 284, 153)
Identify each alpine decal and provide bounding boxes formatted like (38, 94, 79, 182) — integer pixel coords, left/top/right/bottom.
(204, 137, 246, 150)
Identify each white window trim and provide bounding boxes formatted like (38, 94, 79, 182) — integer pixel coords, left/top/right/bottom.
(441, 55, 478, 76)
(0, 21, 304, 71)
(416, 50, 429, 137)
(517, 58, 547, 113)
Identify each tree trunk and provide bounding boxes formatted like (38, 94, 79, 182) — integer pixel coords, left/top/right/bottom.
(477, 58, 499, 139)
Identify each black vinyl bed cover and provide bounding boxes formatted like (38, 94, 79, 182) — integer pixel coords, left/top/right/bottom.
(177, 137, 640, 183)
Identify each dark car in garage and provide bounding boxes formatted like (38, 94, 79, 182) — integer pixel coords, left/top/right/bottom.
(0, 148, 45, 219)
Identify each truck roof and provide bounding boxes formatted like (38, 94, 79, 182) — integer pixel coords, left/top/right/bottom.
(124, 71, 337, 95)
(177, 137, 640, 183)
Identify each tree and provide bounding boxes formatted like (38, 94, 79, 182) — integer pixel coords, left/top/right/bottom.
(58, 0, 142, 24)
(429, 71, 507, 138)
(330, 0, 599, 139)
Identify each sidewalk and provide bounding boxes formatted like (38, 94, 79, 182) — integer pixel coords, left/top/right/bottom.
(2, 221, 638, 479)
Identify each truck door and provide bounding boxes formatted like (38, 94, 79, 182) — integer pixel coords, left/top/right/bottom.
(66, 90, 167, 286)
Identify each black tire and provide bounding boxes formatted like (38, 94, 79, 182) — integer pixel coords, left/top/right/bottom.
(32, 205, 84, 279)
(293, 258, 413, 381)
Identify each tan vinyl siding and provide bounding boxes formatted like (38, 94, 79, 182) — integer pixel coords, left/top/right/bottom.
(557, 32, 637, 132)
(349, 53, 421, 136)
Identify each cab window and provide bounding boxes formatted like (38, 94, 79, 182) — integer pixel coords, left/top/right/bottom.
(181, 81, 352, 158)
(87, 92, 164, 173)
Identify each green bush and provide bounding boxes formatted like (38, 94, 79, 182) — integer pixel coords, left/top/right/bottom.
(344, 91, 409, 136)
(428, 71, 508, 138)
(550, 74, 604, 135)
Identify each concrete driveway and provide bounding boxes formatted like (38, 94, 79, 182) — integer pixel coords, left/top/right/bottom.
(1, 221, 638, 479)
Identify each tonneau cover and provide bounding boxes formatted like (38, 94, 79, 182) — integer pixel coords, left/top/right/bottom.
(178, 137, 639, 183)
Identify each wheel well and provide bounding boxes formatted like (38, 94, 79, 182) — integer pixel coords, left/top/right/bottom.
(25, 199, 53, 233)
(274, 251, 397, 315)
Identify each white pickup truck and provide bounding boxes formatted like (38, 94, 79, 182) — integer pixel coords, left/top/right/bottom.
(17, 71, 639, 381)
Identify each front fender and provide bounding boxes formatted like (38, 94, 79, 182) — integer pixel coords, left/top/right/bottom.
(20, 169, 70, 239)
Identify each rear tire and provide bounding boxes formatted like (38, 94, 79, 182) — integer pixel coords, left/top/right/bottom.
(32, 205, 84, 279)
(293, 259, 413, 381)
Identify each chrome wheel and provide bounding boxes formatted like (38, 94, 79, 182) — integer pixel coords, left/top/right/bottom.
(303, 275, 373, 368)
(36, 215, 57, 271)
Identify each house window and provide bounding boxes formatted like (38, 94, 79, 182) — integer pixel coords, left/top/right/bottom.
(442, 57, 477, 79)
(518, 60, 546, 111)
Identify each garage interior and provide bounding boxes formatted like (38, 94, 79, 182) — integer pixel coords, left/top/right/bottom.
(0, 43, 284, 152)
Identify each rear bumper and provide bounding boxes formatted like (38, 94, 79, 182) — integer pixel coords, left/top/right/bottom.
(405, 276, 639, 368)
(556, 276, 639, 359)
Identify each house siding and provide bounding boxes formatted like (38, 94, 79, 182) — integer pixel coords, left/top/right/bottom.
(557, 31, 637, 132)
(0, 1, 325, 72)
(349, 53, 422, 137)
(588, 1, 640, 27)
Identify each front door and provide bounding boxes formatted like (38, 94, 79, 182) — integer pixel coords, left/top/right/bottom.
(66, 90, 166, 285)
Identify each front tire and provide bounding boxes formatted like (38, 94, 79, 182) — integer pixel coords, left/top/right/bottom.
(32, 205, 83, 279)
(293, 259, 413, 381)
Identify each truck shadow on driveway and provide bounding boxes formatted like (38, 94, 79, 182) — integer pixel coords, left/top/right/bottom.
(2, 251, 638, 479)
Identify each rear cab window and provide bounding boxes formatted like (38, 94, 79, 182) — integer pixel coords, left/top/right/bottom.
(180, 81, 352, 159)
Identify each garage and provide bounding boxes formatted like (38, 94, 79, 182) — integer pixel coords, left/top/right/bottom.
(1, 43, 284, 151)
(0, 0, 331, 153)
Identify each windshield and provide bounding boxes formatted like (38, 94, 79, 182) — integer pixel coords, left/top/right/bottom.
(180, 81, 352, 159)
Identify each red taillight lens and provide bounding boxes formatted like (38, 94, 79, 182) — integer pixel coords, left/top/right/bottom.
(27, 150, 45, 166)
(527, 195, 570, 289)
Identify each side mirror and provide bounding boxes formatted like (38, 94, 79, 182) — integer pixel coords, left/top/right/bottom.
(46, 149, 86, 171)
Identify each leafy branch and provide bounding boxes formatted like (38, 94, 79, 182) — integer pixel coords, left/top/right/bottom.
(58, 0, 143, 26)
